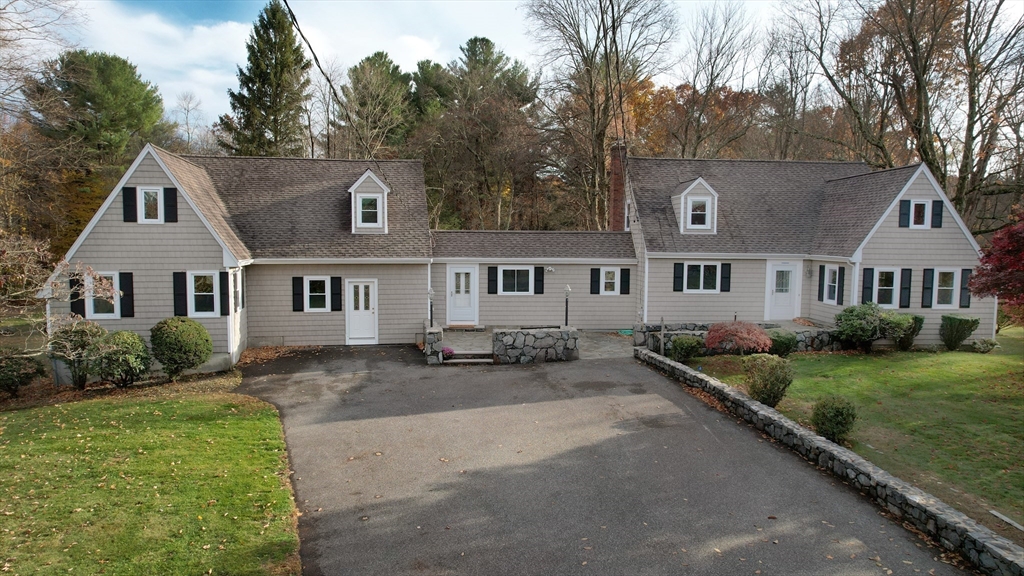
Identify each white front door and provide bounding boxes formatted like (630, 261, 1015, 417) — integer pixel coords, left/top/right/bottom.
(447, 265, 478, 326)
(346, 279, 377, 345)
(768, 263, 798, 321)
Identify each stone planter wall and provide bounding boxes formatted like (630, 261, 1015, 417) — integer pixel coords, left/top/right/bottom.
(424, 322, 444, 365)
(636, 323, 840, 354)
(634, 347, 1024, 576)
(493, 327, 579, 364)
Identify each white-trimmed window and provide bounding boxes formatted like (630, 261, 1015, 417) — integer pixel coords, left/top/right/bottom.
(685, 262, 719, 293)
(824, 265, 839, 305)
(139, 187, 163, 223)
(688, 197, 710, 229)
(356, 193, 383, 228)
(910, 200, 930, 229)
(934, 269, 958, 308)
(86, 273, 119, 319)
(600, 267, 619, 295)
(499, 266, 532, 295)
(874, 268, 899, 308)
(304, 276, 329, 312)
(188, 271, 219, 317)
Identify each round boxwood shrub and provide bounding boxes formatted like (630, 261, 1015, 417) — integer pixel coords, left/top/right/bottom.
(742, 353, 793, 408)
(939, 314, 980, 351)
(150, 317, 212, 380)
(766, 329, 798, 357)
(670, 335, 704, 362)
(49, 319, 107, 389)
(834, 303, 882, 352)
(812, 395, 857, 444)
(0, 349, 45, 398)
(90, 331, 152, 388)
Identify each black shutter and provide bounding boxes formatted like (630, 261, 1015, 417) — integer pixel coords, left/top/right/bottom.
(164, 188, 178, 223)
(534, 267, 544, 295)
(590, 268, 600, 294)
(899, 268, 912, 308)
(173, 272, 187, 316)
(487, 267, 498, 294)
(69, 278, 85, 317)
(720, 263, 731, 292)
(122, 187, 137, 222)
(673, 263, 684, 292)
(959, 269, 972, 308)
(898, 200, 910, 227)
(817, 265, 825, 302)
(119, 272, 134, 318)
(620, 268, 630, 295)
(241, 269, 246, 309)
(921, 269, 934, 308)
(931, 200, 942, 228)
(219, 271, 229, 316)
(330, 277, 342, 311)
(292, 277, 303, 312)
(862, 268, 874, 303)
(837, 267, 846, 305)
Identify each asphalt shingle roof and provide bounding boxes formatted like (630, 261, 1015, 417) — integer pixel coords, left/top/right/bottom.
(626, 157, 911, 257)
(432, 231, 636, 259)
(155, 148, 431, 260)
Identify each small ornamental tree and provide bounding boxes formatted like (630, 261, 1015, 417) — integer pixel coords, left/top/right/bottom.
(49, 317, 107, 390)
(970, 211, 1024, 325)
(704, 321, 771, 355)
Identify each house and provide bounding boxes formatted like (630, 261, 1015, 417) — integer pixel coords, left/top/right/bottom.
(42, 143, 994, 371)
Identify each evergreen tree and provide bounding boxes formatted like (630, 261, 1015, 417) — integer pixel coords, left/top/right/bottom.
(216, 0, 311, 156)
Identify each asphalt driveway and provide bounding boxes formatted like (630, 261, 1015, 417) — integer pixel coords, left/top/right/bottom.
(238, 346, 965, 576)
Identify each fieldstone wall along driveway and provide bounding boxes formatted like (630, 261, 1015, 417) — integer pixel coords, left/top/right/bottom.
(239, 346, 969, 576)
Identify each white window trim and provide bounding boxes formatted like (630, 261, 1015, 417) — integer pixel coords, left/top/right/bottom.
(824, 265, 839, 306)
(138, 187, 164, 224)
(86, 272, 120, 319)
(355, 193, 384, 228)
(933, 268, 959, 309)
(497, 266, 533, 295)
(874, 268, 900, 309)
(600, 267, 619, 295)
(909, 200, 931, 229)
(304, 275, 331, 313)
(188, 271, 220, 318)
(687, 196, 712, 230)
(683, 262, 721, 294)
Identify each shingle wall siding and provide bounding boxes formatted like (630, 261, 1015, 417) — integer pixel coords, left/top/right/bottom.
(245, 263, 428, 346)
(646, 259, 766, 323)
(62, 152, 229, 352)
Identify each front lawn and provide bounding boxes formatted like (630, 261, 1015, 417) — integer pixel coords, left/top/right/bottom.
(694, 327, 1024, 545)
(0, 372, 300, 575)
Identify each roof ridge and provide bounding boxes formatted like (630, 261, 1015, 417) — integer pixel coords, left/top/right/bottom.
(432, 229, 631, 234)
(627, 156, 868, 166)
(150, 145, 208, 171)
(181, 153, 421, 163)
(824, 163, 921, 183)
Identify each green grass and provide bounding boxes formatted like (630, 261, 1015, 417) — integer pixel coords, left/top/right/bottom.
(0, 372, 300, 575)
(695, 328, 1024, 541)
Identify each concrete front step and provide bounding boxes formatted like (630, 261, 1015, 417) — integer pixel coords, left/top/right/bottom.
(452, 350, 491, 357)
(444, 357, 495, 365)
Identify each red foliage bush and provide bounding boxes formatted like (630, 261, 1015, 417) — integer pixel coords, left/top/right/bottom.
(704, 321, 772, 354)
(970, 213, 1024, 323)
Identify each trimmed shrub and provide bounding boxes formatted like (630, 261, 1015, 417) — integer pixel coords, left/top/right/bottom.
(705, 321, 772, 355)
(939, 315, 980, 351)
(90, 331, 152, 388)
(670, 335, 704, 362)
(0, 350, 45, 398)
(971, 338, 999, 354)
(150, 317, 212, 380)
(766, 329, 798, 357)
(49, 319, 107, 389)
(834, 303, 882, 352)
(812, 396, 857, 444)
(742, 353, 793, 408)
(880, 311, 920, 351)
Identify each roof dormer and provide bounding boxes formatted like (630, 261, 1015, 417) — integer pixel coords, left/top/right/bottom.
(349, 169, 390, 234)
(674, 177, 718, 235)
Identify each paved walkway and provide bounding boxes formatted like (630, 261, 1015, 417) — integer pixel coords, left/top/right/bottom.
(440, 328, 635, 359)
(239, 347, 963, 576)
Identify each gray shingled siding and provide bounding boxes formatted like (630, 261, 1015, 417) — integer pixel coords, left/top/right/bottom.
(857, 173, 994, 345)
(646, 259, 766, 323)
(245, 263, 428, 346)
(59, 152, 230, 353)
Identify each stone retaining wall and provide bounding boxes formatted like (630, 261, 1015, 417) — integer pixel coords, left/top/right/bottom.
(636, 322, 840, 353)
(493, 327, 579, 364)
(634, 347, 1024, 576)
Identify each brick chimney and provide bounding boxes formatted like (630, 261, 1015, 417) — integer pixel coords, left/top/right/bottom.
(608, 141, 627, 231)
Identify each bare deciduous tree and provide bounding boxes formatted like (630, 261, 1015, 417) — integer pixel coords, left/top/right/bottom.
(0, 0, 78, 113)
(174, 91, 204, 153)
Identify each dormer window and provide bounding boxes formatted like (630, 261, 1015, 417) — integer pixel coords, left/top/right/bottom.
(677, 178, 718, 234)
(349, 169, 390, 234)
(688, 197, 709, 228)
(357, 194, 382, 227)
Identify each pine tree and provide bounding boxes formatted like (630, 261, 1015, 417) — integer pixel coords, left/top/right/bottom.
(216, 0, 311, 156)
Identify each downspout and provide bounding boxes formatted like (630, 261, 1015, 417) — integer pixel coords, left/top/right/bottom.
(225, 267, 234, 364)
(642, 255, 650, 324)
